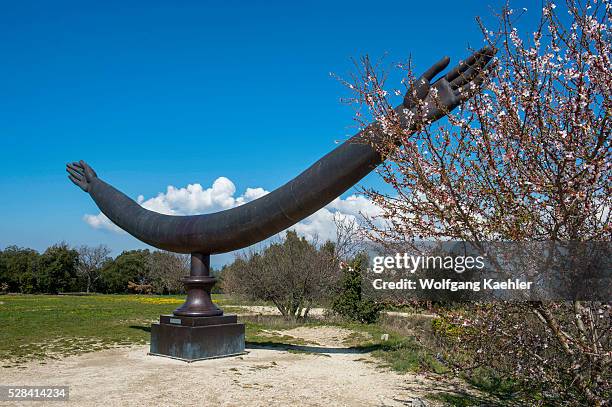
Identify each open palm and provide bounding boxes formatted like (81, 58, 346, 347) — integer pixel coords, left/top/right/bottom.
(66, 160, 98, 193)
(403, 46, 496, 124)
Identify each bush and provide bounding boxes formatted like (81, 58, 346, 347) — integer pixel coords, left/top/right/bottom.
(331, 254, 382, 324)
(223, 231, 340, 320)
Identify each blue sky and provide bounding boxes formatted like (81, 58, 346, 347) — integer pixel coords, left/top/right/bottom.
(0, 0, 539, 265)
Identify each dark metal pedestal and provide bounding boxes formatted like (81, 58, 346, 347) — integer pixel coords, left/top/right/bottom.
(149, 314, 245, 361)
(149, 253, 245, 361)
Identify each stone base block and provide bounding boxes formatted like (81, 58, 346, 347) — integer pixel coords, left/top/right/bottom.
(149, 314, 245, 362)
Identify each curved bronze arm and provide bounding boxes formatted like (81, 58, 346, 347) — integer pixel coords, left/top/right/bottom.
(67, 47, 495, 254)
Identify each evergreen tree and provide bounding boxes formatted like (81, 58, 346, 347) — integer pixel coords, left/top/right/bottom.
(37, 243, 79, 293)
(331, 253, 382, 324)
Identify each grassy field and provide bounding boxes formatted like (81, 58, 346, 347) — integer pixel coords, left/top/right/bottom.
(0, 294, 242, 365)
(0, 294, 438, 371)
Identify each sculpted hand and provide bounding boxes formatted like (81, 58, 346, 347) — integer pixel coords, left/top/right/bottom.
(66, 160, 98, 193)
(402, 46, 496, 124)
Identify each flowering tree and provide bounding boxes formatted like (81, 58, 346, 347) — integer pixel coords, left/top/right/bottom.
(344, 0, 610, 404)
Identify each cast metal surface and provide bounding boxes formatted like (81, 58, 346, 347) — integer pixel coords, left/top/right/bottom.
(150, 314, 245, 361)
(66, 47, 495, 321)
(173, 253, 222, 317)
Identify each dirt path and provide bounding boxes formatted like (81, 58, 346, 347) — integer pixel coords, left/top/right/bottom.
(0, 327, 473, 407)
(233, 305, 437, 319)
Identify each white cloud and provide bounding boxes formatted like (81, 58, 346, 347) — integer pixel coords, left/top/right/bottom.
(135, 177, 257, 215)
(288, 195, 383, 243)
(83, 213, 125, 234)
(84, 177, 381, 247)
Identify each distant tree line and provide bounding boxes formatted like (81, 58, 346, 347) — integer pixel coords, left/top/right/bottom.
(0, 243, 189, 295)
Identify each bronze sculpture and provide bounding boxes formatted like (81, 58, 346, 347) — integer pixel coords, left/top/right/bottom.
(67, 47, 495, 360)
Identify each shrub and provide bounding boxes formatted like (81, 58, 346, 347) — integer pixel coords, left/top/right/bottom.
(223, 231, 340, 320)
(331, 254, 382, 324)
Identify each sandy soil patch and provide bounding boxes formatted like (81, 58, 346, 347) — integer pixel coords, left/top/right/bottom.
(233, 305, 435, 320)
(280, 326, 369, 347)
(0, 327, 476, 407)
(235, 305, 324, 317)
(254, 325, 373, 349)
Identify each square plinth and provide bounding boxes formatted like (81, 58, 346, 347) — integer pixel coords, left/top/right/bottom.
(149, 314, 245, 362)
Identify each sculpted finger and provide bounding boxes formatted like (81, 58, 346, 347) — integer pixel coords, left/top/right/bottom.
(404, 76, 430, 108)
(446, 46, 494, 82)
(421, 56, 450, 82)
(445, 61, 470, 83)
(455, 70, 488, 102)
(404, 56, 450, 108)
(67, 163, 85, 176)
(450, 65, 478, 89)
(451, 49, 495, 88)
(463, 45, 494, 66)
(66, 166, 84, 180)
(68, 174, 84, 187)
(80, 160, 97, 178)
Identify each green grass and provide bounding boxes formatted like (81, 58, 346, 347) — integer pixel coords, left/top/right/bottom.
(0, 295, 455, 374)
(0, 294, 318, 366)
(0, 294, 235, 365)
(370, 338, 448, 374)
(338, 321, 449, 374)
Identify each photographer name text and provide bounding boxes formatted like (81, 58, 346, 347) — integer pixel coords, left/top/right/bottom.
(372, 278, 533, 291)
(370, 254, 533, 291)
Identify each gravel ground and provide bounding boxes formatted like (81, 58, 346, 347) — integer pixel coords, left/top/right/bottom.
(0, 326, 474, 407)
